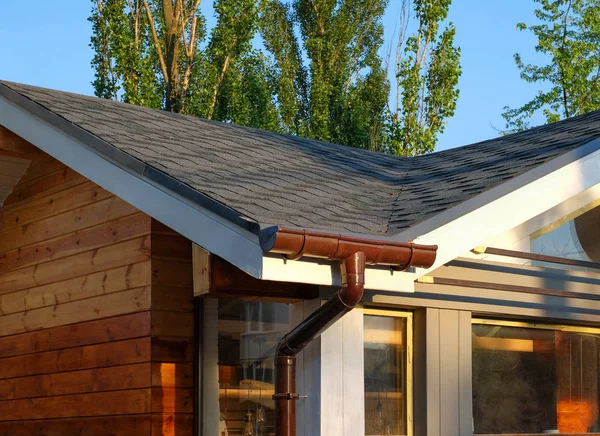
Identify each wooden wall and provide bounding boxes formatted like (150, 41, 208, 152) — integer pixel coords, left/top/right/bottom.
(0, 143, 195, 435)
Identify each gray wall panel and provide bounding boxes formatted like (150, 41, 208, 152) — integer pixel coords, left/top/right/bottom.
(414, 308, 473, 436)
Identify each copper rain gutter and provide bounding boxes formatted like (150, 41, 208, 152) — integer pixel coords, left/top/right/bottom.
(260, 226, 438, 436)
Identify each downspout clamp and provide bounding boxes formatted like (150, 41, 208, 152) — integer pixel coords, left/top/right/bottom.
(260, 226, 438, 436)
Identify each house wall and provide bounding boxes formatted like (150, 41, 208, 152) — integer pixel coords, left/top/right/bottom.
(370, 257, 600, 323)
(0, 152, 195, 435)
(365, 256, 600, 436)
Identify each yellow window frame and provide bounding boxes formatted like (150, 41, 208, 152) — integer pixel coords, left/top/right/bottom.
(363, 308, 413, 436)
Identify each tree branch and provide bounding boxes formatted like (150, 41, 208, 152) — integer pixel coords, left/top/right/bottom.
(208, 55, 231, 120)
(95, 0, 120, 101)
(181, 0, 203, 110)
(143, 0, 169, 84)
(559, 0, 573, 118)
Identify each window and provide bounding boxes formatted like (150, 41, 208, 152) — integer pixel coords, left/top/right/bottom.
(472, 319, 600, 434)
(364, 309, 412, 436)
(201, 299, 292, 436)
(530, 203, 600, 269)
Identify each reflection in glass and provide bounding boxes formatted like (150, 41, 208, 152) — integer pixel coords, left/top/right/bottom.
(473, 322, 600, 434)
(364, 314, 410, 436)
(256, 405, 266, 435)
(216, 300, 291, 435)
(243, 412, 254, 436)
(530, 204, 600, 270)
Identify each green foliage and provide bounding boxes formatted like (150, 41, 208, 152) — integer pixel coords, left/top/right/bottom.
(260, 0, 391, 149)
(503, 0, 600, 132)
(258, 0, 309, 135)
(90, 0, 461, 155)
(385, 0, 461, 156)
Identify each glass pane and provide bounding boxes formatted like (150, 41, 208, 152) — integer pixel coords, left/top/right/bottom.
(473, 323, 600, 434)
(364, 314, 409, 436)
(216, 300, 291, 436)
(529, 204, 600, 270)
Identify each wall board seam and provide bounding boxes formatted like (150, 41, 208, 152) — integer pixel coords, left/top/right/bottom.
(3, 178, 89, 210)
(0, 183, 116, 232)
(0, 286, 151, 336)
(4, 166, 78, 190)
(0, 266, 151, 315)
(0, 311, 151, 351)
(0, 385, 153, 403)
(0, 336, 152, 367)
(0, 209, 145, 255)
(0, 260, 151, 312)
(0, 236, 152, 294)
(0, 210, 145, 255)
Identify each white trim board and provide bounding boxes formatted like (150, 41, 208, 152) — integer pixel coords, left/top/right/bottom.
(262, 254, 416, 293)
(469, 182, 600, 264)
(409, 140, 600, 279)
(0, 94, 264, 277)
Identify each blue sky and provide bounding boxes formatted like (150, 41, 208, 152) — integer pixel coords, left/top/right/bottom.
(0, 1, 547, 151)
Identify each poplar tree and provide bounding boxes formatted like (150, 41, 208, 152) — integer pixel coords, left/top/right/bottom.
(90, 0, 277, 129)
(503, 0, 600, 132)
(257, 0, 391, 149)
(385, 0, 461, 156)
(90, 0, 461, 155)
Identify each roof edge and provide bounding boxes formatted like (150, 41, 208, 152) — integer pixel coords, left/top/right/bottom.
(0, 83, 264, 278)
(0, 82, 260, 235)
(408, 140, 600, 279)
(396, 136, 600, 242)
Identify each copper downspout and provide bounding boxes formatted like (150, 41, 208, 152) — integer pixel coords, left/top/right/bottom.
(260, 226, 437, 436)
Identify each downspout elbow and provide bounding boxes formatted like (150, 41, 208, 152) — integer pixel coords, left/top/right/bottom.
(339, 251, 366, 308)
(275, 251, 366, 358)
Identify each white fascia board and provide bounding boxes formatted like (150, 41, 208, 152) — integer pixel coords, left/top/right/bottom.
(408, 139, 600, 279)
(262, 254, 416, 292)
(0, 96, 264, 278)
(468, 182, 600, 264)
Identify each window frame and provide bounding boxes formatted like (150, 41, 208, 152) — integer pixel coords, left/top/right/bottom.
(472, 317, 600, 335)
(363, 308, 414, 436)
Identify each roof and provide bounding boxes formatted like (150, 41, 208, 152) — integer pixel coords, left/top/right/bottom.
(1, 80, 599, 237)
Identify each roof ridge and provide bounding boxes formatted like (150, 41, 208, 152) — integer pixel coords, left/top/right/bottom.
(0, 80, 409, 163)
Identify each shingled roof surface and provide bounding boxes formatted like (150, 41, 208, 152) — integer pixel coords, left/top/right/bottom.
(2, 81, 599, 236)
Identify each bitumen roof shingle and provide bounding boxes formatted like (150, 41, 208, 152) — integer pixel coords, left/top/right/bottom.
(1, 81, 597, 236)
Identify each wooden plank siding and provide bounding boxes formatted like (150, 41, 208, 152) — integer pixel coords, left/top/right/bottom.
(0, 144, 195, 435)
(150, 219, 195, 435)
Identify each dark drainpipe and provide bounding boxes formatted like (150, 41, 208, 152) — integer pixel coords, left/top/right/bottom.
(260, 227, 438, 436)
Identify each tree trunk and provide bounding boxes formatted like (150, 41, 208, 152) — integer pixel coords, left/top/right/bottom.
(163, 0, 183, 112)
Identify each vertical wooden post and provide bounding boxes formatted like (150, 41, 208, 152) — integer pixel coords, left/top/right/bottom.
(193, 244, 211, 297)
(201, 298, 220, 435)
